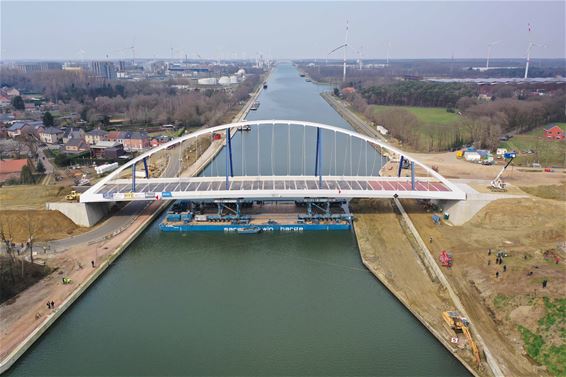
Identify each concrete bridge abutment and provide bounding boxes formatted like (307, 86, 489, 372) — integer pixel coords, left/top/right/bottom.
(46, 202, 113, 227)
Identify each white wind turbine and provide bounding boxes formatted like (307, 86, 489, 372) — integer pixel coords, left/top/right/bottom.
(524, 23, 547, 79)
(486, 40, 501, 69)
(328, 19, 349, 82)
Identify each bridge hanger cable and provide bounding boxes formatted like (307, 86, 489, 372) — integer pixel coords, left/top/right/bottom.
(371, 143, 377, 176)
(356, 139, 363, 176)
(303, 125, 306, 176)
(288, 123, 291, 176)
(365, 141, 368, 176)
(349, 135, 352, 176)
(334, 130, 337, 176)
(257, 126, 260, 177)
(271, 123, 275, 176)
(342, 134, 347, 177)
(328, 131, 333, 176)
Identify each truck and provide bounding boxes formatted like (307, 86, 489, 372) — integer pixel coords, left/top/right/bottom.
(95, 162, 119, 175)
(65, 191, 80, 201)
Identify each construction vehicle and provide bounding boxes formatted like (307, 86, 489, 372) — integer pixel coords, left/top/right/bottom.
(439, 250, 453, 267)
(65, 190, 80, 201)
(443, 311, 481, 365)
(489, 152, 516, 192)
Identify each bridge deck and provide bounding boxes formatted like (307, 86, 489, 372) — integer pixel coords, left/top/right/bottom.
(83, 176, 464, 202)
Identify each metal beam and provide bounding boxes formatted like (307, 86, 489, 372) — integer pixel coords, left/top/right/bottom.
(131, 162, 136, 192)
(143, 158, 149, 178)
(397, 156, 404, 177)
(411, 161, 415, 190)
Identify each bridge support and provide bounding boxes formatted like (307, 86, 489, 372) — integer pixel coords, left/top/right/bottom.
(314, 127, 323, 186)
(411, 161, 415, 190)
(143, 157, 149, 178)
(131, 162, 136, 192)
(225, 128, 234, 190)
(397, 156, 404, 177)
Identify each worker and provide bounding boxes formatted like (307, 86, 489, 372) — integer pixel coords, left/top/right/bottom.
(503, 265, 507, 272)
(91, 260, 95, 268)
(495, 271, 499, 278)
(542, 279, 548, 288)
(429, 236, 433, 244)
(488, 249, 492, 256)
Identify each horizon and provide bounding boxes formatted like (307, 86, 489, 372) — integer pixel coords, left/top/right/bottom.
(1, 1, 564, 60)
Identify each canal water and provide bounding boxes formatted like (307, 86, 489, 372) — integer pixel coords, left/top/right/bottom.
(6, 64, 469, 376)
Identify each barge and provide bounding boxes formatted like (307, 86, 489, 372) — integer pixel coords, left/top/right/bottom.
(160, 199, 353, 233)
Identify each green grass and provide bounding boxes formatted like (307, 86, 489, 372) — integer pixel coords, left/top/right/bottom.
(518, 298, 566, 376)
(368, 105, 459, 125)
(493, 294, 511, 309)
(502, 124, 566, 167)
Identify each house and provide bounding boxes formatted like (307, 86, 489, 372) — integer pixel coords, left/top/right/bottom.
(120, 131, 150, 152)
(62, 127, 86, 143)
(62, 138, 90, 154)
(90, 141, 125, 159)
(0, 159, 29, 182)
(342, 87, 356, 95)
(543, 125, 564, 140)
(39, 127, 64, 144)
(7, 122, 33, 138)
(85, 129, 109, 145)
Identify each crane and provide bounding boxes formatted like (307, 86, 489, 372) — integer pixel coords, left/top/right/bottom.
(490, 152, 516, 191)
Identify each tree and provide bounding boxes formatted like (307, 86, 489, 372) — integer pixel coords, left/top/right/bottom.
(333, 87, 340, 97)
(36, 159, 46, 173)
(11, 95, 25, 110)
(20, 164, 34, 184)
(42, 111, 54, 127)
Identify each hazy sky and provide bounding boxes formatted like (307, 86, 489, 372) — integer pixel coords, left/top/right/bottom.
(1, 1, 564, 60)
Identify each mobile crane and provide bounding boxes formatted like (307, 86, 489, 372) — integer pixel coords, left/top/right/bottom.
(490, 152, 516, 192)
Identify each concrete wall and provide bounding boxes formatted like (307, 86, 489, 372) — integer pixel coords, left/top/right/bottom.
(46, 202, 111, 227)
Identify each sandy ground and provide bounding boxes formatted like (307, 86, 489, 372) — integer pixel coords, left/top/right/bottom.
(402, 197, 566, 376)
(0, 210, 87, 243)
(412, 151, 566, 187)
(353, 199, 488, 376)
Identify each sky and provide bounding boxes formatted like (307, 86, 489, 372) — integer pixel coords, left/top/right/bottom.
(1, 1, 564, 60)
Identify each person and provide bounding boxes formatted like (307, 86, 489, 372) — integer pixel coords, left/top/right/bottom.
(542, 279, 548, 288)
(488, 249, 492, 256)
(503, 265, 507, 272)
(46, 301, 51, 309)
(429, 236, 433, 244)
(488, 260, 491, 266)
(51, 301, 55, 308)
(527, 271, 533, 276)
(496, 271, 499, 278)
(91, 260, 95, 268)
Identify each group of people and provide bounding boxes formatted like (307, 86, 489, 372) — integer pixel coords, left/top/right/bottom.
(46, 300, 55, 310)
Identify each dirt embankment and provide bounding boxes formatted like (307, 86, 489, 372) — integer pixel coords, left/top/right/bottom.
(404, 197, 565, 376)
(352, 199, 485, 376)
(0, 210, 86, 243)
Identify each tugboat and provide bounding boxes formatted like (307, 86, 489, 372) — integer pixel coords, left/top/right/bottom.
(237, 226, 262, 234)
(263, 82, 268, 89)
(250, 101, 260, 111)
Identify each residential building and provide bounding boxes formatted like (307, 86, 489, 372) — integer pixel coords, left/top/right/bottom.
(0, 159, 29, 182)
(543, 125, 564, 140)
(90, 141, 125, 159)
(63, 138, 90, 154)
(91, 61, 117, 80)
(122, 131, 150, 151)
(85, 129, 109, 145)
(7, 122, 33, 138)
(62, 127, 86, 143)
(39, 127, 64, 144)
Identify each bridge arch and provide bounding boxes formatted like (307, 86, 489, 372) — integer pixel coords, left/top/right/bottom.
(82, 120, 465, 202)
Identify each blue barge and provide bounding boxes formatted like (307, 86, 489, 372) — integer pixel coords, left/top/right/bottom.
(159, 199, 352, 233)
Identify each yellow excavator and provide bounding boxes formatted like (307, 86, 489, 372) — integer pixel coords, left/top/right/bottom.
(443, 311, 481, 365)
(65, 190, 81, 201)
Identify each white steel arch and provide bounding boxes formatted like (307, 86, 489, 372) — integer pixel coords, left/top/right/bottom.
(82, 120, 465, 202)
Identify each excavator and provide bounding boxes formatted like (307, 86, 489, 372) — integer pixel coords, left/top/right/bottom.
(443, 311, 481, 365)
(489, 152, 516, 192)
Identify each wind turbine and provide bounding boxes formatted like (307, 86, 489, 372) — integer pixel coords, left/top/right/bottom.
(385, 41, 391, 67)
(486, 40, 501, 69)
(328, 19, 349, 82)
(524, 23, 546, 79)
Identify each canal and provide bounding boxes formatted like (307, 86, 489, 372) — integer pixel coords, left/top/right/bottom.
(6, 63, 469, 376)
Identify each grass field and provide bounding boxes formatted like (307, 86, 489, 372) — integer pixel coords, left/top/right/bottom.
(0, 185, 69, 210)
(367, 105, 459, 125)
(502, 124, 566, 167)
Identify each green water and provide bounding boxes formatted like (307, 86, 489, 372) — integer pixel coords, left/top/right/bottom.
(6, 64, 469, 376)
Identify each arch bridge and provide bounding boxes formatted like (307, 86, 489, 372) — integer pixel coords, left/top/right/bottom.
(80, 120, 466, 203)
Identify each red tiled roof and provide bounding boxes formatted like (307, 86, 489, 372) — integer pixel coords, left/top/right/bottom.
(0, 159, 28, 174)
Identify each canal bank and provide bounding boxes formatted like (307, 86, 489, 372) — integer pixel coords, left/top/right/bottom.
(3, 64, 470, 376)
(323, 88, 504, 377)
(0, 71, 268, 375)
